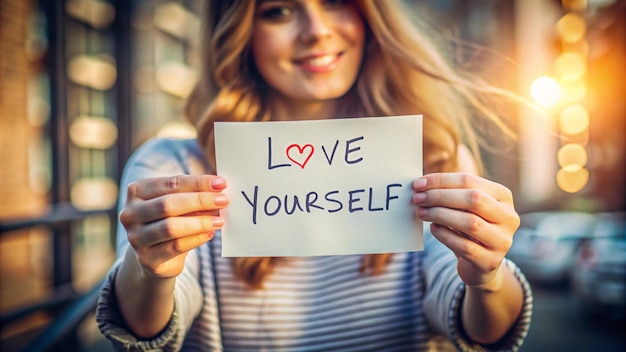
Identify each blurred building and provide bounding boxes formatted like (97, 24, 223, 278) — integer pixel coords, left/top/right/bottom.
(0, 0, 624, 351)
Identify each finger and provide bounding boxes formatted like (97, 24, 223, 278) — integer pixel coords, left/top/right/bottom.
(129, 215, 224, 248)
(138, 232, 214, 272)
(413, 188, 504, 223)
(123, 191, 229, 225)
(429, 223, 494, 270)
(417, 206, 499, 248)
(413, 173, 513, 202)
(127, 175, 227, 201)
(185, 210, 220, 217)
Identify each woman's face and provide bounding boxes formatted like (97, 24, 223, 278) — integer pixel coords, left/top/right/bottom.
(251, 0, 365, 109)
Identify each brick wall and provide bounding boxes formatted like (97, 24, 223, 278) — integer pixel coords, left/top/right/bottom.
(0, 0, 46, 219)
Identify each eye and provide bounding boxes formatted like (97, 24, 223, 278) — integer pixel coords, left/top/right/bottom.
(259, 5, 293, 19)
(324, 0, 349, 6)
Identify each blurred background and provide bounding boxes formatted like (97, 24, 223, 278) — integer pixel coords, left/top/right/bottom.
(0, 0, 624, 351)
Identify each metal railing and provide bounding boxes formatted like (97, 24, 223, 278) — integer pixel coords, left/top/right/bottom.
(0, 203, 115, 352)
(0, 1, 133, 350)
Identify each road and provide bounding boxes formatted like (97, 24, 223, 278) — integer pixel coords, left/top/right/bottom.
(520, 283, 626, 352)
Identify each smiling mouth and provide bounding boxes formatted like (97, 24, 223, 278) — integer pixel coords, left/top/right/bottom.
(294, 53, 343, 71)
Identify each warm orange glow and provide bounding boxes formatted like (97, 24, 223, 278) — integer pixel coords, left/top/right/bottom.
(65, 0, 115, 29)
(559, 105, 590, 135)
(156, 62, 197, 98)
(559, 80, 587, 102)
(71, 178, 118, 210)
(156, 121, 197, 139)
(154, 2, 200, 41)
(557, 143, 588, 168)
(557, 13, 586, 43)
(562, 0, 587, 12)
(530, 76, 560, 107)
(557, 166, 589, 193)
(555, 52, 586, 81)
(68, 55, 117, 90)
(70, 116, 118, 149)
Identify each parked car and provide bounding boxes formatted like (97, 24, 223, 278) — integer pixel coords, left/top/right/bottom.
(507, 211, 598, 285)
(571, 212, 626, 320)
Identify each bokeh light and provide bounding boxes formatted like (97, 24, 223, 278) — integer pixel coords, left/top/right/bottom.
(155, 62, 197, 98)
(156, 121, 197, 139)
(559, 79, 587, 102)
(555, 52, 587, 81)
(562, 0, 587, 12)
(65, 0, 115, 29)
(67, 55, 117, 91)
(71, 178, 118, 210)
(558, 143, 588, 168)
(557, 166, 589, 193)
(530, 76, 561, 107)
(559, 105, 590, 135)
(154, 2, 199, 42)
(557, 13, 587, 43)
(69, 116, 118, 149)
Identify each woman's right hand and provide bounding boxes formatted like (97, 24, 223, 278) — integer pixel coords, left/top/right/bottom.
(119, 175, 229, 279)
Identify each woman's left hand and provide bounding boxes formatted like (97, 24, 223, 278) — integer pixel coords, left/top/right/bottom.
(412, 173, 520, 287)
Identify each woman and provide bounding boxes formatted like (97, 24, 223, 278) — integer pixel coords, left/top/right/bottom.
(97, 0, 532, 351)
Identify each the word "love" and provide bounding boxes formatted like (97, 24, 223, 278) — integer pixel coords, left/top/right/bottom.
(267, 136, 364, 170)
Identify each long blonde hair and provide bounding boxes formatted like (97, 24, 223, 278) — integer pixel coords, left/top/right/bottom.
(185, 0, 515, 287)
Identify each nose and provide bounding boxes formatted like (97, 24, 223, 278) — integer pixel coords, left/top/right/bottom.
(299, 6, 332, 43)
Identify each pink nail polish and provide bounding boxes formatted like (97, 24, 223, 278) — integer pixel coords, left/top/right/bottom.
(413, 178, 427, 189)
(214, 194, 228, 206)
(212, 217, 224, 228)
(211, 177, 226, 189)
(413, 192, 426, 203)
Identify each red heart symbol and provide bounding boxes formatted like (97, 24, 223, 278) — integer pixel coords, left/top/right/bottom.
(286, 143, 314, 169)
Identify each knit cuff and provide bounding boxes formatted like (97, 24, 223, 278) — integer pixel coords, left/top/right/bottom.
(448, 259, 534, 352)
(95, 262, 182, 351)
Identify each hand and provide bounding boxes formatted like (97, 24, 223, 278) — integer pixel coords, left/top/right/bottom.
(119, 175, 229, 278)
(412, 173, 520, 287)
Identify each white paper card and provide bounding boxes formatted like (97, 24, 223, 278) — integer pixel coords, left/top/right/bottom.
(214, 115, 423, 257)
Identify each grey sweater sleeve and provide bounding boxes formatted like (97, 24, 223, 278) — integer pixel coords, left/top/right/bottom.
(95, 138, 208, 351)
(422, 228, 533, 352)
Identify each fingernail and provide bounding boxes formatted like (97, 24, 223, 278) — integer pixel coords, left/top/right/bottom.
(413, 192, 426, 204)
(214, 194, 229, 206)
(212, 217, 224, 228)
(413, 178, 427, 189)
(211, 177, 226, 189)
(417, 207, 428, 218)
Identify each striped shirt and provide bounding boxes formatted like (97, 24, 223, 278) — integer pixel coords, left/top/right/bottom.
(96, 138, 533, 351)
